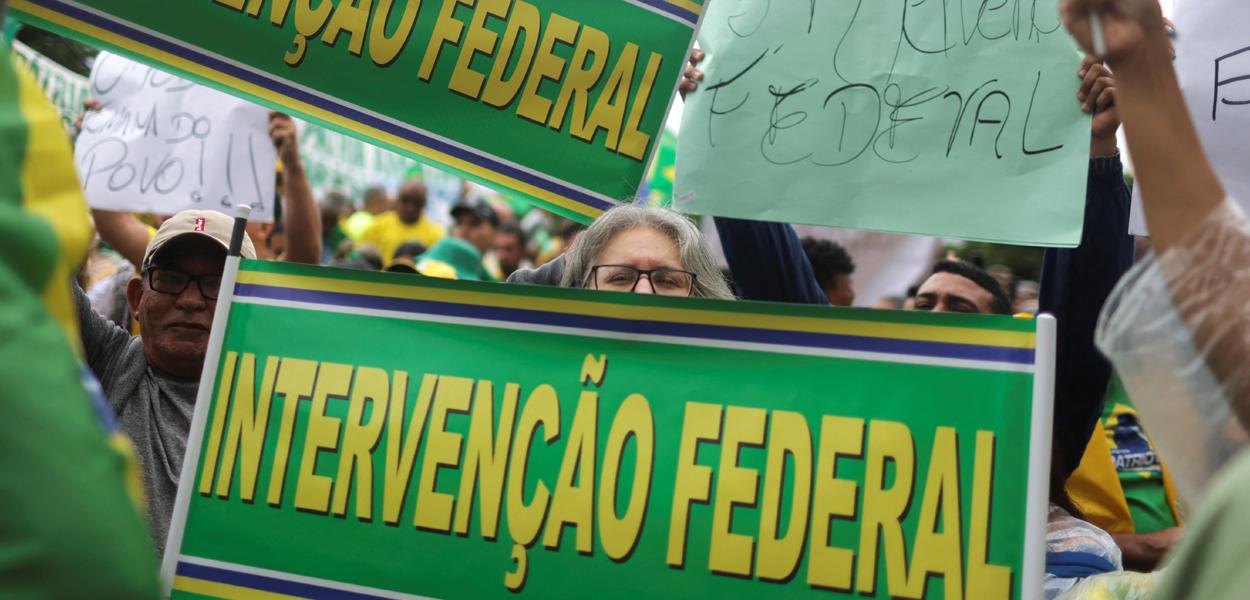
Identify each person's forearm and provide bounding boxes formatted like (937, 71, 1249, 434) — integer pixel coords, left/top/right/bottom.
(91, 209, 150, 268)
(1110, 528, 1181, 572)
(1111, 34, 1225, 253)
(281, 159, 322, 264)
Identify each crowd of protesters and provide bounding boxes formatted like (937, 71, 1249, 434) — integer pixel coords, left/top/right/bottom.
(6, 0, 1250, 597)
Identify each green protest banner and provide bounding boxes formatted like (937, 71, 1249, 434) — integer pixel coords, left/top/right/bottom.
(675, 1, 1090, 247)
(10, 0, 703, 223)
(162, 240, 1056, 598)
(9, 39, 90, 129)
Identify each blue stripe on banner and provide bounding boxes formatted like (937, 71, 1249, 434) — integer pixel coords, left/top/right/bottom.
(29, 0, 619, 212)
(234, 283, 1037, 365)
(633, 0, 699, 24)
(176, 561, 387, 600)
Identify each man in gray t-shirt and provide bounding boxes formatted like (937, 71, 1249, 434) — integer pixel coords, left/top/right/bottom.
(77, 210, 255, 557)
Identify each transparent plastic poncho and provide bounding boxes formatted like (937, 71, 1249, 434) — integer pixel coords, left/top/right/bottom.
(1096, 200, 1250, 505)
(1045, 505, 1125, 599)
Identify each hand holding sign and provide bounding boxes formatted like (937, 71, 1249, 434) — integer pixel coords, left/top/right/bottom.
(1060, 0, 1169, 63)
(268, 112, 299, 169)
(74, 52, 277, 222)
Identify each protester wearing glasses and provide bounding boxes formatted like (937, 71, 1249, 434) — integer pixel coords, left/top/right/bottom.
(559, 205, 734, 300)
(74, 210, 256, 556)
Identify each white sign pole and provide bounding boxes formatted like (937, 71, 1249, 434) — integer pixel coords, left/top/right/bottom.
(1023, 314, 1057, 600)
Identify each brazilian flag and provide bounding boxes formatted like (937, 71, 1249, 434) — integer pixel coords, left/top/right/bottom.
(0, 45, 159, 597)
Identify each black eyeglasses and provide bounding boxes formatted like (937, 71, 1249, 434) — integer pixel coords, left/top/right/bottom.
(588, 265, 697, 297)
(146, 267, 222, 300)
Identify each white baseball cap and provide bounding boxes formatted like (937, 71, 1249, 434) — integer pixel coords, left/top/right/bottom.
(141, 209, 256, 271)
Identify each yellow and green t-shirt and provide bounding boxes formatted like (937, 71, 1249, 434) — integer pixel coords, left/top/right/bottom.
(1068, 376, 1181, 535)
(357, 211, 443, 266)
(1101, 378, 1180, 533)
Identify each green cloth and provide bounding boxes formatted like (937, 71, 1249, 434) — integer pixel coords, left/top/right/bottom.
(1155, 449, 1250, 599)
(416, 236, 495, 282)
(0, 46, 159, 598)
(3, 20, 20, 45)
(1102, 377, 1178, 533)
(323, 221, 349, 261)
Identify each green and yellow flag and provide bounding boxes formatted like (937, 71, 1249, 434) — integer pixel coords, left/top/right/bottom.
(0, 47, 158, 598)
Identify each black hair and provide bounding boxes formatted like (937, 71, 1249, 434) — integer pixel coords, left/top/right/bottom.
(929, 260, 1013, 315)
(333, 246, 383, 271)
(393, 241, 427, 261)
(800, 237, 856, 290)
(497, 222, 527, 248)
(1051, 445, 1085, 519)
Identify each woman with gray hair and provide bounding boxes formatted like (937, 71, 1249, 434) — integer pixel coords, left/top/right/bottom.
(561, 205, 734, 299)
(509, 205, 734, 300)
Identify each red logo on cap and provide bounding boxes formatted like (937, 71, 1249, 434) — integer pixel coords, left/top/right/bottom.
(194, 218, 206, 232)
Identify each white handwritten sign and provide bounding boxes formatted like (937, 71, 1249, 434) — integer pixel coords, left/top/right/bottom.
(75, 52, 276, 222)
(1131, 0, 1250, 234)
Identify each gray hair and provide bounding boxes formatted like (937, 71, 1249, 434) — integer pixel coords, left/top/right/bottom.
(560, 205, 734, 300)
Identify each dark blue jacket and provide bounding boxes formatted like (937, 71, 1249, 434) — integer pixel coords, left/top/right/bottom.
(715, 218, 829, 305)
(1040, 155, 1134, 478)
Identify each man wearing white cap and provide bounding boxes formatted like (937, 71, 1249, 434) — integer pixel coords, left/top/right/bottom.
(75, 209, 255, 556)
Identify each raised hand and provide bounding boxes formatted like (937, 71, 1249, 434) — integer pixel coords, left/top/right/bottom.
(1078, 56, 1120, 155)
(1059, 0, 1167, 65)
(267, 111, 300, 168)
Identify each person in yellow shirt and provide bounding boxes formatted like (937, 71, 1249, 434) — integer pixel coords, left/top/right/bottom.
(357, 179, 443, 266)
(343, 185, 389, 240)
